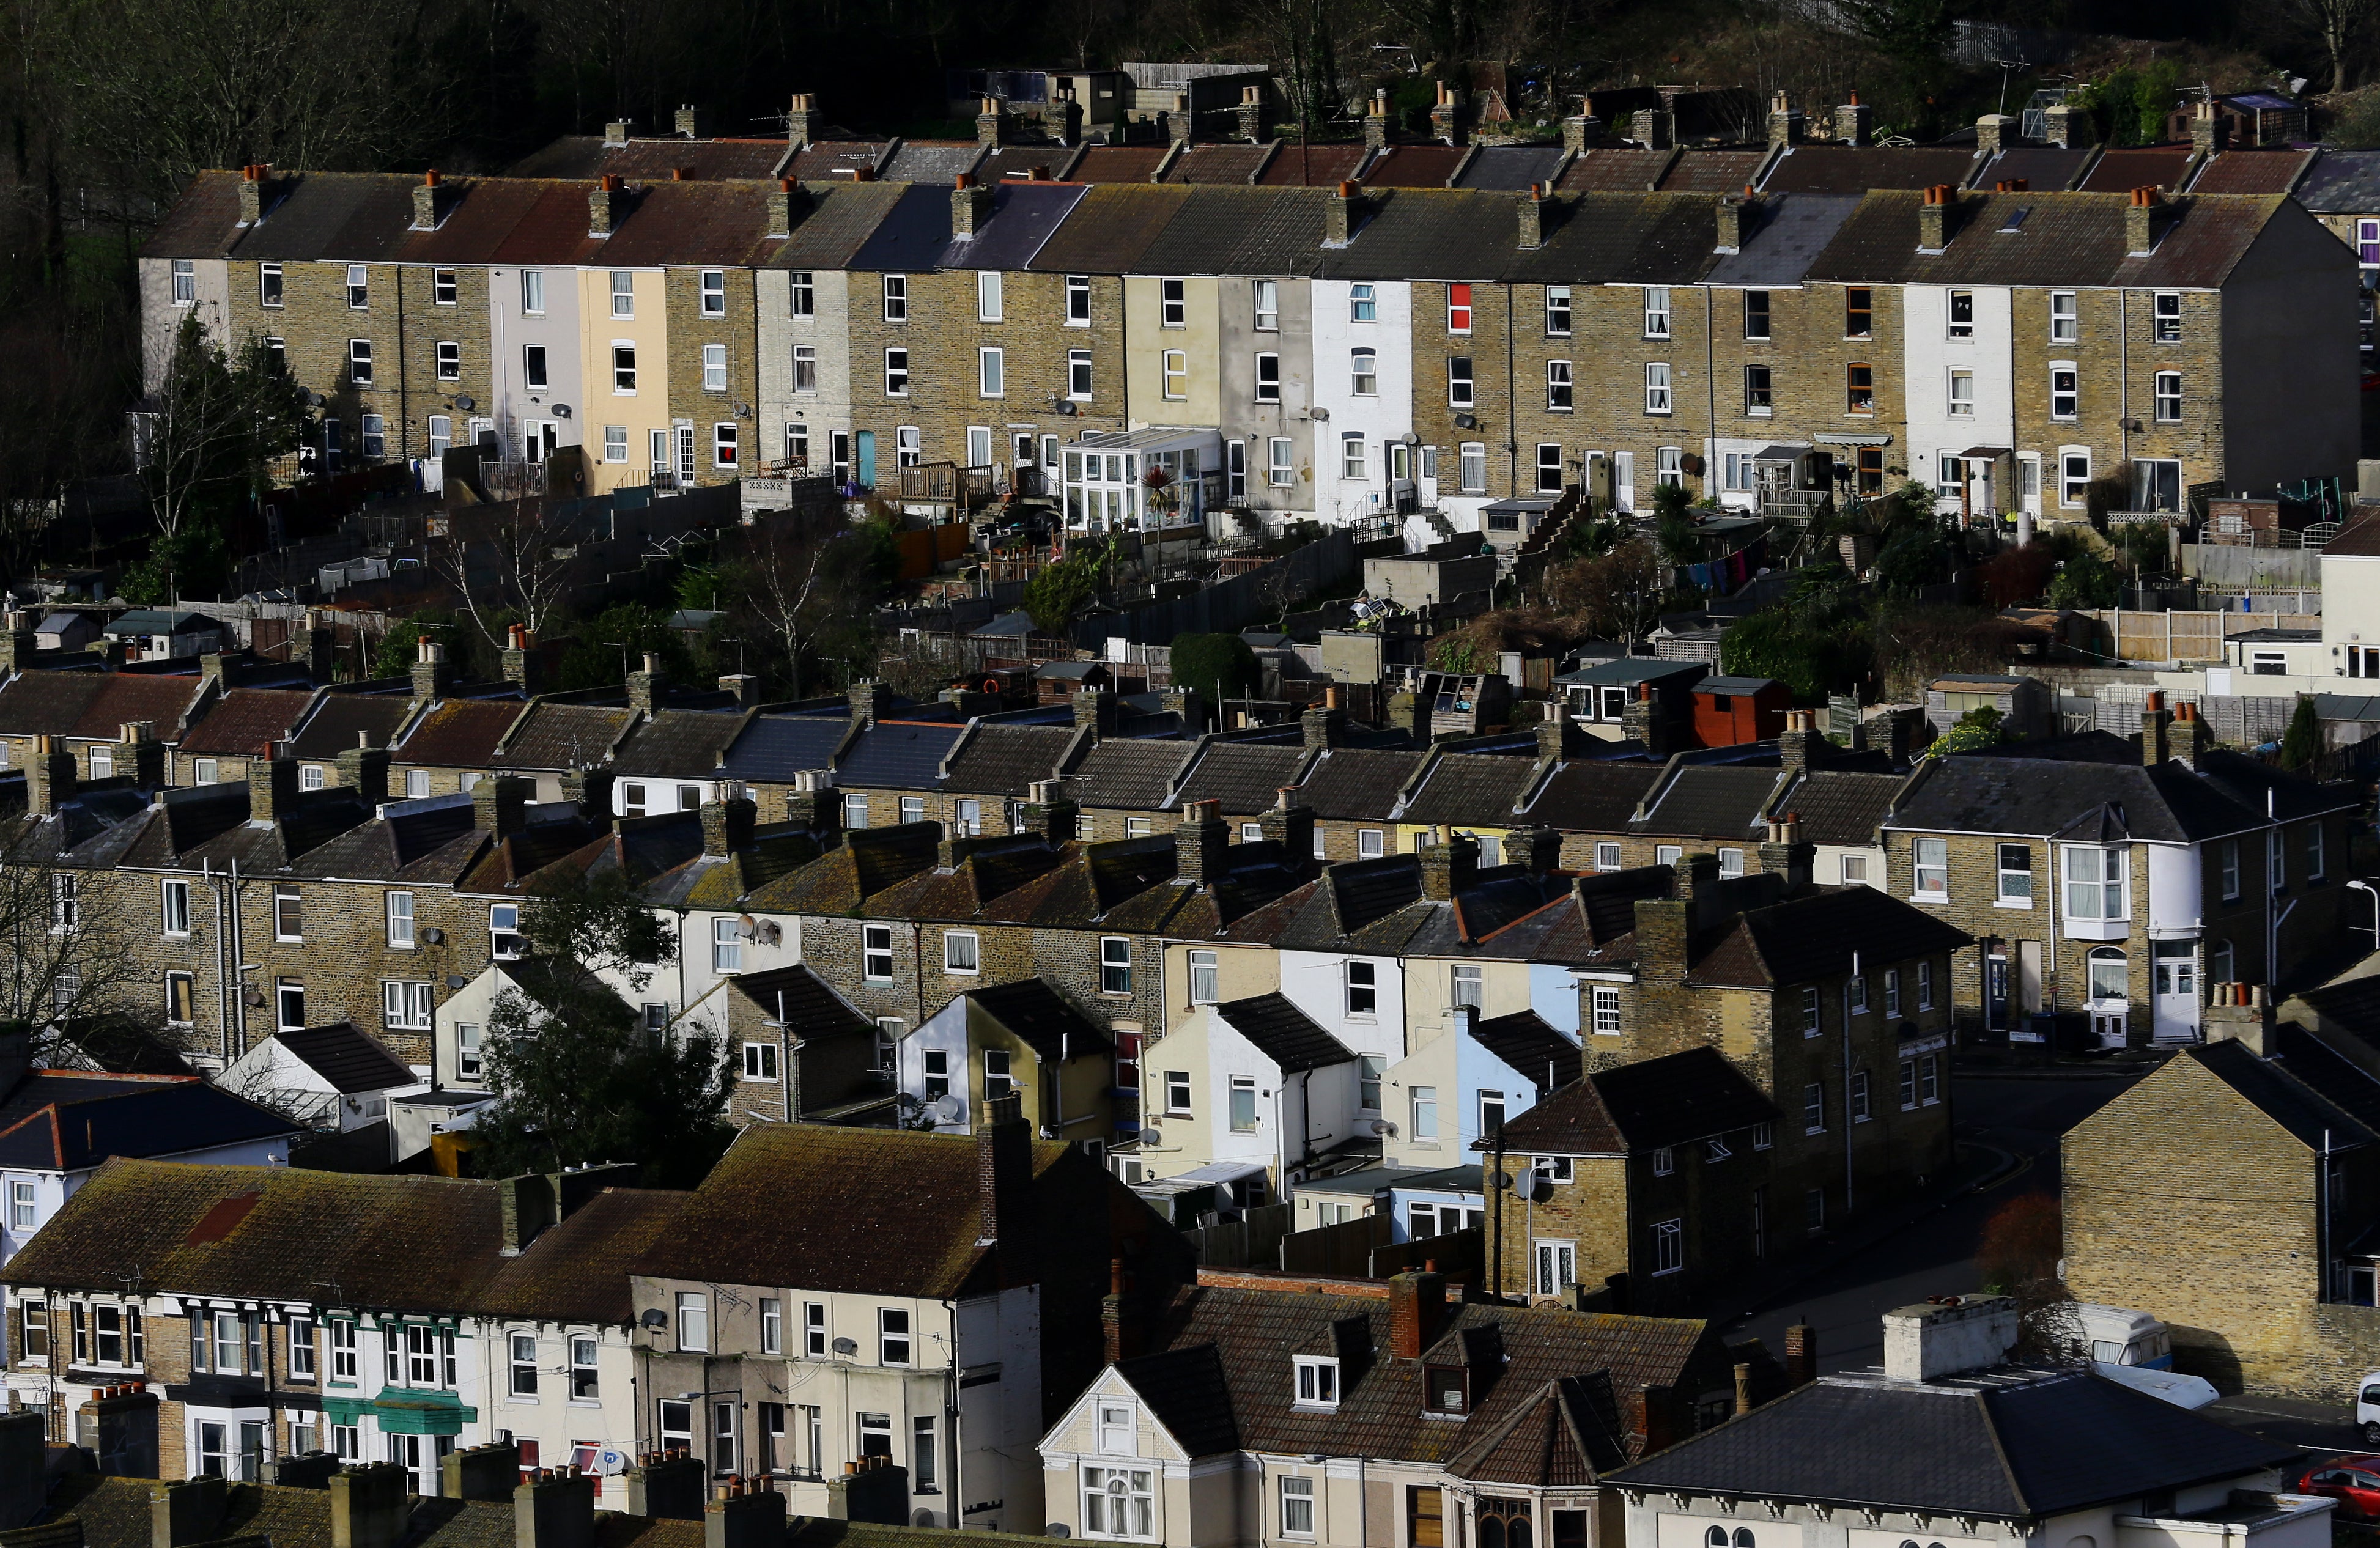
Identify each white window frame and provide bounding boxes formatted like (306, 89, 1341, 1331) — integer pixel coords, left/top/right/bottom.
(1643, 287, 1671, 339)
(976, 270, 1002, 323)
(1913, 836, 1948, 899)
(385, 891, 415, 948)
(2049, 290, 2077, 342)
(978, 347, 1005, 398)
(944, 930, 980, 975)
(1591, 986, 1621, 1035)
(1644, 362, 1672, 415)
(882, 274, 907, 322)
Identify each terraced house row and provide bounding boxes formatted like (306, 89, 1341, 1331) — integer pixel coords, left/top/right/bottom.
(141, 124, 2355, 528)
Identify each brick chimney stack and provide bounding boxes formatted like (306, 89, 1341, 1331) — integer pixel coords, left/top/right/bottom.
(2142, 690, 2172, 765)
(1418, 832, 1480, 900)
(1975, 114, 2016, 155)
(1021, 779, 1079, 847)
(2043, 101, 2094, 149)
(2191, 98, 2230, 157)
(473, 775, 533, 839)
(701, 791, 758, 857)
(1716, 190, 1756, 253)
(1836, 94, 1872, 146)
(2126, 186, 2166, 255)
(1236, 85, 1269, 143)
(787, 94, 820, 150)
(1517, 183, 1548, 250)
(120, 722, 166, 790)
(1326, 180, 1361, 245)
(1430, 79, 1466, 146)
(237, 164, 272, 226)
(975, 1092, 1035, 1283)
(335, 731, 389, 806)
(1362, 90, 1390, 151)
(410, 636, 453, 703)
(951, 172, 994, 238)
(1561, 99, 1603, 154)
(1387, 1270, 1446, 1357)
(627, 653, 665, 718)
(1301, 684, 1346, 749)
(766, 178, 804, 239)
(1917, 183, 1954, 253)
(588, 174, 625, 236)
(1258, 786, 1317, 864)
(1629, 109, 1673, 149)
(1766, 91, 1803, 148)
(412, 169, 443, 230)
(1175, 800, 1231, 883)
(247, 741, 300, 826)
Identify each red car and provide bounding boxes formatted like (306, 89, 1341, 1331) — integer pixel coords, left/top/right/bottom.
(2293, 1457, 2380, 1519)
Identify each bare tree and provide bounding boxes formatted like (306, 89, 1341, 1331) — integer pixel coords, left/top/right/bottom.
(133, 315, 309, 600)
(2289, 0, 2378, 92)
(736, 509, 893, 699)
(0, 859, 163, 1066)
(429, 496, 583, 657)
(1545, 537, 1668, 649)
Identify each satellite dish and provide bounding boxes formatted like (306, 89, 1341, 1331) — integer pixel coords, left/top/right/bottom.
(1139, 1127, 1161, 1147)
(831, 1336, 857, 1355)
(595, 1448, 629, 1476)
(929, 1094, 963, 1123)
(639, 1308, 668, 1328)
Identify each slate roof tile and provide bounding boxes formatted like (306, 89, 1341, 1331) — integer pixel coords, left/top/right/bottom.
(0, 672, 215, 743)
(1074, 739, 1197, 810)
(1686, 885, 1972, 988)
(1216, 992, 1352, 1072)
(396, 699, 527, 770)
(179, 689, 317, 757)
(1608, 1366, 2298, 1515)
(1400, 753, 1539, 827)
(1295, 748, 1425, 820)
(1488, 1047, 1775, 1155)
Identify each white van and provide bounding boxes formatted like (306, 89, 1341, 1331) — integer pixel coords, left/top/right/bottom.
(2071, 1303, 2175, 1369)
(2352, 1371, 2380, 1443)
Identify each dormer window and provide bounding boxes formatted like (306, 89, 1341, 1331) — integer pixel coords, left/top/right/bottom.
(1293, 1356, 1339, 1409)
(1425, 1364, 1468, 1414)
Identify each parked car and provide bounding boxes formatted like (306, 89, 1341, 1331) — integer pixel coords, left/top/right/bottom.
(2355, 1370, 2380, 1444)
(2293, 1456, 2380, 1520)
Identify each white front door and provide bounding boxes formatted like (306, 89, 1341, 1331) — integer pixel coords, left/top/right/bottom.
(2153, 943, 2200, 1042)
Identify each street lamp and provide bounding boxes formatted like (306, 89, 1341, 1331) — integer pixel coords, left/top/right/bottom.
(2351, 880, 2379, 943)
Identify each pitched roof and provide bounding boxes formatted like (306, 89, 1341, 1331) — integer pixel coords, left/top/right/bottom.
(1706, 193, 1863, 286)
(1362, 145, 1469, 188)
(488, 701, 638, 772)
(1608, 1366, 2297, 1516)
(837, 720, 964, 791)
(1455, 145, 1570, 191)
(631, 1122, 1077, 1297)
(1255, 143, 1369, 187)
(2075, 145, 2194, 193)
(2296, 147, 2380, 212)
(286, 694, 416, 762)
(179, 688, 317, 757)
(1074, 738, 1196, 810)
(1444, 1375, 1628, 1483)
(944, 724, 1075, 796)
(1687, 885, 1973, 989)
(1215, 992, 1352, 1072)
(0, 671, 213, 742)
(1518, 763, 1659, 836)
(395, 698, 527, 770)
(1883, 752, 2338, 842)
(1295, 748, 1426, 820)
(2180, 1039, 2379, 1149)
(1162, 144, 1275, 185)
(1128, 1284, 1726, 1466)
(969, 977, 1114, 1061)
(1138, 185, 1331, 276)
(2190, 147, 2315, 194)
(1489, 1047, 1776, 1156)
(1400, 753, 1539, 827)
(1805, 189, 2286, 289)
(0, 1077, 304, 1171)
(1772, 768, 1903, 846)
(270, 1022, 418, 1093)
(1631, 765, 1778, 840)
(476, 1186, 690, 1324)
(1029, 183, 1192, 271)
(1318, 188, 1528, 281)
(610, 709, 746, 780)
(0, 1158, 501, 1305)
(1759, 144, 1981, 194)
(1469, 1010, 1581, 1090)
(1174, 740, 1313, 815)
